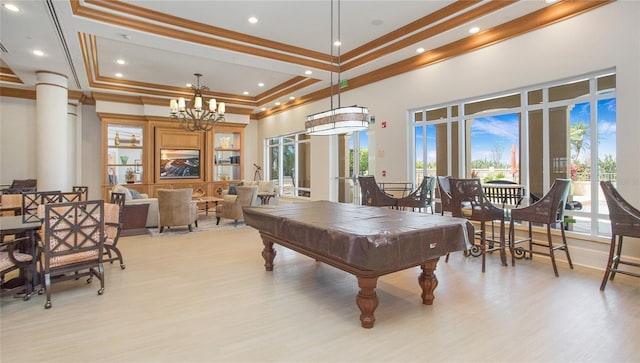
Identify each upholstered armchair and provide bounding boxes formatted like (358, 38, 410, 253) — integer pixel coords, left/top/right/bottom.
(157, 188, 199, 233)
(217, 185, 259, 225)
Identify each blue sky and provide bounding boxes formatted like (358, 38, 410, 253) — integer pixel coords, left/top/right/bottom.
(414, 97, 616, 165)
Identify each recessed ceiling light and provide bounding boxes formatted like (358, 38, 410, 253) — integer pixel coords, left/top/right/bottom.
(186, 83, 192, 88)
(243, 91, 249, 95)
(334, 40, 341, 47)
(469, 26, 480, 34)
(115, 73, 123, 78)
(305, 70, 312, 75)
(261, 107, 266, 111)
(3, 4, 19, 12)
(416, 48, 425, 54)
(33, 50, 44, 56)
(116, 59, 125, 65)
(545, 0, 559, 3)
(275, 102, 281, 106)
(289, 96, 295, 100)
(248, 16, 258, 24)
(258, 82, 264, 87)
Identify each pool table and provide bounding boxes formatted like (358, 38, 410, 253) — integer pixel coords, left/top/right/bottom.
(243, 200, 473, 328)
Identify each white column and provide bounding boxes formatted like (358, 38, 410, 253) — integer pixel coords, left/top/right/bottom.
(67, 102, 78, 187)
(36, 71, 69, 191)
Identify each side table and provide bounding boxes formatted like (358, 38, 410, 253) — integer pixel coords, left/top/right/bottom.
(257, 192, 277, 205)
(193, 197, 223, 216)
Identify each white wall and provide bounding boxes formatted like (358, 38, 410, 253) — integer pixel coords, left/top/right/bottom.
(0, 96, 37, 185)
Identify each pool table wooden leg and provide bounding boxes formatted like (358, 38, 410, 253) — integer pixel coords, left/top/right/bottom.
(356, 276, 379, 329)
(261, 240, 277, 271)
(419, 258, 440, 305)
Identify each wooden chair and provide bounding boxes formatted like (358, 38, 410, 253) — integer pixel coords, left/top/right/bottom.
(449, 178, 507, 272)
(110, 192, 126, 223)
(22, 191, 59, 223)
(38, 200, 105, 309)
(72, 186, 89, 200)
(3, 179, 37, 194)
(436, 176, 453, 216)
(103, 202, 125, 269)
(1, 236, 34, 299)
(357, 175, 397, 208)
(21, 191, 84, 223)
(1, 194, 24, 243)
(599, 180, 640, 290)
(508, 179, 572, 277)
(0, 193, 22, 216)
(397, 176, 435, 213)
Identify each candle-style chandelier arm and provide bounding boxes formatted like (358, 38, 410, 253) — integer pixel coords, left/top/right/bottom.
(169, 73, 225, 132)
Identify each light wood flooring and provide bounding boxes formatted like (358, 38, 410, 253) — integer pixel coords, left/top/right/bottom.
(1, 225, 639, 362)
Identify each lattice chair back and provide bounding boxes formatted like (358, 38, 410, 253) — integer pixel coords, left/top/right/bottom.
(22, 191, 61, 223)
(21, 191, 81, 223)
(110, 192, 126, 223)
(72, 186, 89, 201)
(39, 200, 105, 308)
(60, 191, 82, 203)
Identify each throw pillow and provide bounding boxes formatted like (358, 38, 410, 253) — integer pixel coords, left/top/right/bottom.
(129, 189, 144, 199)
(112, 184, 133, 200)
(228, 182, 243, 195)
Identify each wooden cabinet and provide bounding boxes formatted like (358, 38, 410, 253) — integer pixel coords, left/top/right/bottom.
(100, 114, 245, 200)
(106, 124, 144, 184)
(101, 116, 150, 200)
(212, 127, 243, 181)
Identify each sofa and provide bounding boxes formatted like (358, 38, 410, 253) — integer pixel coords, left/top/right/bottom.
(110, 185, 159, 228)
(222, 180, 279, 205)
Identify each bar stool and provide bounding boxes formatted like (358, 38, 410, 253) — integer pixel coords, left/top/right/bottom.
(509, 179, 572, 277)
(599, 180, 640, 290)
(449, 178, 507, 272)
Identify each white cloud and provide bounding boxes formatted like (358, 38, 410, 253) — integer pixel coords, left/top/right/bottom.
(471, 116, 519, 142)
(598, 120, 616, 134)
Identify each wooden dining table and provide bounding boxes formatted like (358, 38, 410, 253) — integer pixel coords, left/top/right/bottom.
(0, 215, 42, 298)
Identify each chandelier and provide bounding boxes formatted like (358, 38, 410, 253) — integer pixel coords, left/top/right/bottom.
(169, 73, 225, 132)
(305, 0, 370, 136)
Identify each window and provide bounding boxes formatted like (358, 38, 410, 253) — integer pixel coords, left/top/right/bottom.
(412, 70, 616, 238)
(265, 132, 311, 198)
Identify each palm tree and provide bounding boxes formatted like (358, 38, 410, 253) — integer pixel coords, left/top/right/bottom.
(570, 121, 589, 162)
